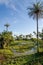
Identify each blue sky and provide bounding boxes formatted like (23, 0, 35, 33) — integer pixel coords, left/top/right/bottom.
(0, 0, 43, 35)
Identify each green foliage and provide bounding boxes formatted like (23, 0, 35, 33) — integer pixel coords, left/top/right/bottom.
(0, 49, 13, 55)
(0, 53, 43, 65)
(0, 30, 43, 65)
(0, 31, 14, 49)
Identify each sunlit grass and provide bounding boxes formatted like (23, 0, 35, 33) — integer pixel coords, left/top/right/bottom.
(0, 49, 13, 54)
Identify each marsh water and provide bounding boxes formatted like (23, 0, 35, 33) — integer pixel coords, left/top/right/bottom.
(11, 43, 37, 56)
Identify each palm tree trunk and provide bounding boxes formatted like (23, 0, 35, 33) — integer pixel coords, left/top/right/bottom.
(36, 14, 40, 65)
(36, 14, 39, 53)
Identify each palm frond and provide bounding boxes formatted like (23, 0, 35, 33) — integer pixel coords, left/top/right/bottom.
(27, 1, 43, 19)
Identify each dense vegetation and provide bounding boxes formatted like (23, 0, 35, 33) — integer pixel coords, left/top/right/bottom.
(0, 29, 43, 65)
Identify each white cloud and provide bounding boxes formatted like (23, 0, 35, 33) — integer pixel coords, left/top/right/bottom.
(0, 0, 16, 11)
(0, 0, 12, 6)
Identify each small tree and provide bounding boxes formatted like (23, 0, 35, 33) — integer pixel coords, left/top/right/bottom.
(4, 23, 10, 31)
(0, 31, 14, 48)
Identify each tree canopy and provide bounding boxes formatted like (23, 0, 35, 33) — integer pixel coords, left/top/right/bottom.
(0, 31, 14, 49)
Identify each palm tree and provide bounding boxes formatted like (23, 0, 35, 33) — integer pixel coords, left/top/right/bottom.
(28, 2, 43, 53)
(4, 23, 10, 31)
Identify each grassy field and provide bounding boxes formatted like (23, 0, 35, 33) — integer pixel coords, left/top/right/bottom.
(0, 40, 43, 65)
(0, 53, 43, 65)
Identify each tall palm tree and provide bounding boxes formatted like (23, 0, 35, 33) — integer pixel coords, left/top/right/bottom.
(4, 23, 10, 31)
(28, 2, 43, 53)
